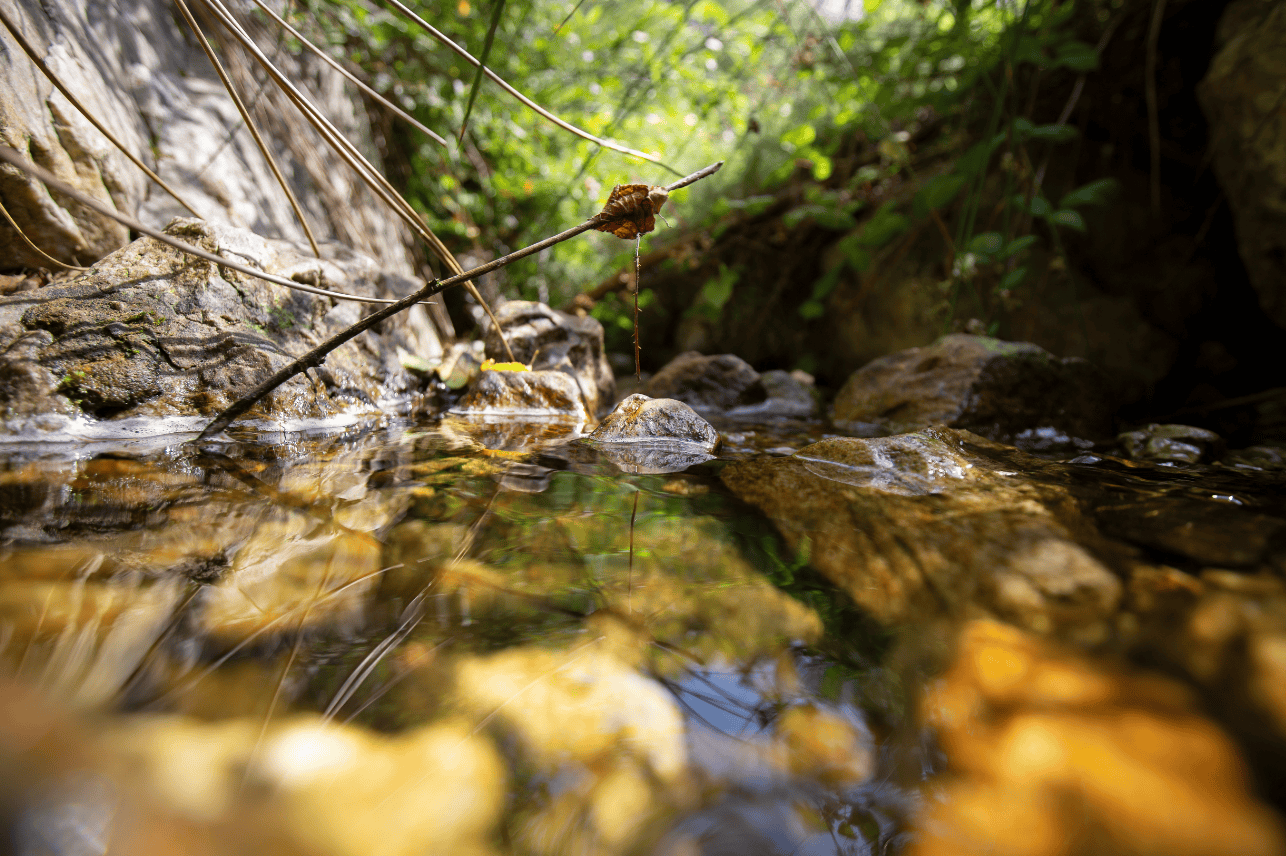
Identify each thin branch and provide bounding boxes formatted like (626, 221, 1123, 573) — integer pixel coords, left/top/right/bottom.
(0, 5, 203, 220)
(174, 0, 322, 257)
(244, 0, 448, 147)
(0, 197, 92, 271)
(0, 144, 405, 303)
(194, 161, 722, 440)
(373, 0, 681, 175)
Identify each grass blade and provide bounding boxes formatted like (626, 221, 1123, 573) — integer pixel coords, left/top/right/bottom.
(459, 0, 508, 142)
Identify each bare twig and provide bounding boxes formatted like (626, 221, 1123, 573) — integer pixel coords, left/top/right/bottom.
(0, 5, 203, 220)
(0, 144, 406, 303)
(174, 0, 322, 257)
(195, 161, 722, 440)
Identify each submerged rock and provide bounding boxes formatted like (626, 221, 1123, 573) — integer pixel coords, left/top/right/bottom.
(483, 300, 615, 417)
(0, 219, 441, 433)
(642, 352, 766, 412)
(1118, 423, 1225, 464)
(830, 334, 1112, 448)
(723, 429, 1125, 643)
(912, 620, 1286, 856)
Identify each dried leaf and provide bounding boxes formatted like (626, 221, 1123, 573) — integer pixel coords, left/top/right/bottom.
(594, 184, 669, 239)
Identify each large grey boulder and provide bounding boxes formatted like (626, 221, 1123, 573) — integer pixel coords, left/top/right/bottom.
(1199, 0, 1286, 330)
(0, 219, 440, 433)
(0, 0, 416, 277)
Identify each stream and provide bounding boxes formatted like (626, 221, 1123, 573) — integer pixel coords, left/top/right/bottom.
(2, 412, 1285, 856)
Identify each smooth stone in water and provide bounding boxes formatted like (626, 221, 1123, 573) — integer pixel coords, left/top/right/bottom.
(725, 369, 818, 420)
(1118, 423, 1225, 464)
(589, 394, 720, 450)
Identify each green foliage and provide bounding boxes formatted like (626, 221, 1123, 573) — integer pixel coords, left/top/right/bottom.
(297, 0, 1112, 340)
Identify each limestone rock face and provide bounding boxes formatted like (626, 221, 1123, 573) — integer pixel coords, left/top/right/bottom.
(1199, 0, 1286, 330)
(830, 334, 1113, 448)
(483, 300, 615, 417)
(0, 219, 440, 433)
(0, 0, 415, 273)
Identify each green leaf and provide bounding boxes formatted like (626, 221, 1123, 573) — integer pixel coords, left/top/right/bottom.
(956, 139, 998, 179)
(1050, 209, 1087, 232)
(781, 123, 817, 148)
(1027, 123, 1078, 143)
(967, 231, 1004, 256)
(1059, 178, 1119, 209)
(1055, 40, 1099, 72)
(1003, 235, 1038, 258)
(914, 173, 967, 217)
(784, 204, 857, 231)
(798, 299, 825, 319)
(859, 204, 910, 248)
(998, 266, 1028, 291)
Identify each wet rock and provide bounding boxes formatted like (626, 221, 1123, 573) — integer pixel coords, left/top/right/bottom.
(104, 715, 507, 856)
(641, 352, 767, 412)
(585, 394, 718, 472)
(1119, 423, 1225, 464)
(722, 429, 1124, 643)
(0, 219, 441, 432)
(589, 394, 719, 446)
(911, 620, 1286, 856)
(830, 334, 1112, 448)
(483, 300, 615, 416)
(450, 368, 588, 425)
(454, 642, 687, 780)
(0, 0, 417, 272)
(725, 369, 818, 419)
(1199, 0, 1286, 330)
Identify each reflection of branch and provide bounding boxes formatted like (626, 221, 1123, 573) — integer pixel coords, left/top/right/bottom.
(196, 162, 722, 439)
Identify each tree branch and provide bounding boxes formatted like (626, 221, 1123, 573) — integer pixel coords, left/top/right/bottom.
(194, 161, 723, 440)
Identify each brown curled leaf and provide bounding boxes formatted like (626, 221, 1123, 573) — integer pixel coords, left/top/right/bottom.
(594, 183, 669, 239)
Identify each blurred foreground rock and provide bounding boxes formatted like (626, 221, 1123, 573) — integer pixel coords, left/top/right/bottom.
(830, 334, 1113, 449)
(912, 620, 1286, 856)
(0, 219, 440, 433)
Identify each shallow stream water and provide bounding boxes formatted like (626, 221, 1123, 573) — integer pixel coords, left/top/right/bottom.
(2, 414, 1285, 856)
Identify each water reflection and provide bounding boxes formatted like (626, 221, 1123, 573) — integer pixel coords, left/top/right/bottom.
(0, 421, 902, 856)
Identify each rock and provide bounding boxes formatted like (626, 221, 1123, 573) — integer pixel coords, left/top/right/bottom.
(103, 714, 507, 856)
(725, 369, 818, 420)
(911, 620, 1286, 856)
(0, 0, 418, 274)
(641, 352, 766, 412)
(589, 394, 720, 449)
(483, 300, 615, 417)
(1118, 423, 1225, 464)
(450, 368, 588, 425)
(1199, 0, 1286, 330)
(586, 394, 720, 473)
(830, 334, 1113, 448)
(0, 219, 440, 433)
(721, 429, 1125, 643)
